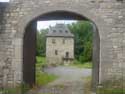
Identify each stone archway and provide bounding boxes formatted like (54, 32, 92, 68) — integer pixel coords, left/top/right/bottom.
(14, 10, 100, 90)
(0, 0, 124, 93)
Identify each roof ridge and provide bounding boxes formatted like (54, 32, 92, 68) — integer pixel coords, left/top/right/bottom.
(46, 24, 74, 37)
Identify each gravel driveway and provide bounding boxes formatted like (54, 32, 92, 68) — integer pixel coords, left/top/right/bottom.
(37, 66, 92, 94)
(45, 66, 91, 81)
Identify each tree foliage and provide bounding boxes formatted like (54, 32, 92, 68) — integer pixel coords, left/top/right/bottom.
(68, 21, 93, 63)
(36, 29, 48, 56)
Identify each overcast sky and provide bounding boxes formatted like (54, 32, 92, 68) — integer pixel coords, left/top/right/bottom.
(0, 0, 9, 2)
(37, 20, 77, 31)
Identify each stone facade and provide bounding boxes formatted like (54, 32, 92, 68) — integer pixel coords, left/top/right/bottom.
(46, 24, 74, 65)
(0, 0, 124, 92)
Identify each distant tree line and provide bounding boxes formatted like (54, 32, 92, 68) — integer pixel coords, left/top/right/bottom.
(36, 21, 93, 63)
(36, 29, 47, 57)
(68, 21, 93, 63)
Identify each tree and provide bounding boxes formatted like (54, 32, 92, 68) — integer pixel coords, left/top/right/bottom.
(68, 21, 93, 63)
(36, 29, 48, 56)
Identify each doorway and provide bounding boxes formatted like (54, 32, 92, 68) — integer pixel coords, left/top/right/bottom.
(23, 11, 100, 93)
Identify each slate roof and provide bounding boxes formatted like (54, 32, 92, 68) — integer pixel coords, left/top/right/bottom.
(46, 24, 74, 38)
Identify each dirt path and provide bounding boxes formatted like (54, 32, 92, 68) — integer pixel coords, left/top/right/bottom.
(36, 66, 92, 94)
(45, 66, 91, 83)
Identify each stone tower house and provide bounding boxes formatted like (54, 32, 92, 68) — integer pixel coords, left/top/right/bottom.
(46, 24, 74, 65)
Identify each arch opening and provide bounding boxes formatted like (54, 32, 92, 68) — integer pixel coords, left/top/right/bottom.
(23, 10, 100, 92)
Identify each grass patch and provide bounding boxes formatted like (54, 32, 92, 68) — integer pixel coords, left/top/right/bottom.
(97, 88, 125, 94)
(83, 76, 92, 94)
(36, 56, 47, 72)
(36, 56, 46, 64)
(36, 71, 57, 86)
(69, 60, 92, 69)
(0, 87, 21, 94)
(36, 56, 58, 87)
(83, 76, 125, 94)
(0, 84, 29, 94)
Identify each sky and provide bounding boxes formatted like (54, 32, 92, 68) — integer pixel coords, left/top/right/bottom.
(0, 0, 9, 2)
(37, 20, 77, 31)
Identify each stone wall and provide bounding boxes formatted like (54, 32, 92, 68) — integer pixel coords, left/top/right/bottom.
(46, 37, 74, 65)
(0, 0, 124, 91)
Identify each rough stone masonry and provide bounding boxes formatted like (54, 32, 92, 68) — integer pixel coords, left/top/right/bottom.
(0, 0, 124, 92)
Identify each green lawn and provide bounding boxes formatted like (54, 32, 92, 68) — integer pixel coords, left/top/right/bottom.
(36, 56, 46, 64)
(36, 70, 57, 86)
(36, 56, 58, 87)
(69, 60, 92, 69)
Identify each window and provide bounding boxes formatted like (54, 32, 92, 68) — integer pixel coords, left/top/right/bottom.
(53, 30, 56, 33)
(55, 50, 58, 55)
(65, 30, 68, 33)
(52, 39, 56, 44)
